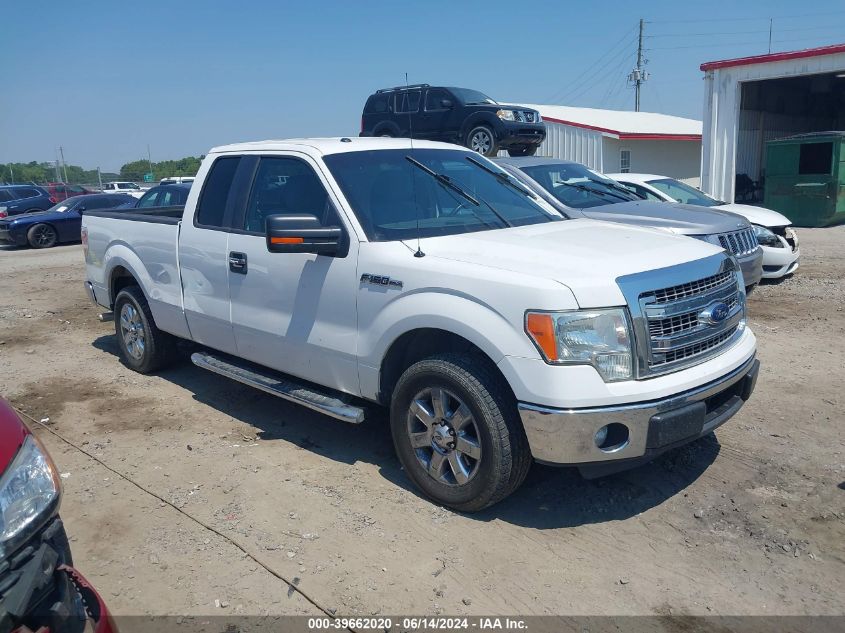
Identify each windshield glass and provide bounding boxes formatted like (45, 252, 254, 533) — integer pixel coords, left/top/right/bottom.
(648, 178, 719, 207)
(44, 202, 71, 213)
(323, 149, 560, 241)
(449, 88, 497, 105)
(520, 163, 641, 209)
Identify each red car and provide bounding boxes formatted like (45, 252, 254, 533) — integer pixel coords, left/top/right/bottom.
(0, 399, 116, 633)
(43, 184, 92, 204)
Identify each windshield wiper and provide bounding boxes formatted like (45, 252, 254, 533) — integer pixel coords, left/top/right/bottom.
(405, 156, 512, 228)
(465, 156, 537, 199)
(559, 181, 631, 202)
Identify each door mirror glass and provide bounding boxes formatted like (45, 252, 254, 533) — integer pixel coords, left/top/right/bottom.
(265, 214, 343, 256)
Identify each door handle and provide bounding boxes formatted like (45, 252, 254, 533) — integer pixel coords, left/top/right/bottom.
(229, 251, 248, 274)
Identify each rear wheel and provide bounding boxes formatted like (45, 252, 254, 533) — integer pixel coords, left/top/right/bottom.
(114, 286, 177, 373)
(26, 223, 58, 248)
(507, 145, 538, 157)
(390, 353, 531, 511)
(466, 125, 497, 157)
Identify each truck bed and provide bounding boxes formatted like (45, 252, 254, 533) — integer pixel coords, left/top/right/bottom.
(82, 205, 184, 224)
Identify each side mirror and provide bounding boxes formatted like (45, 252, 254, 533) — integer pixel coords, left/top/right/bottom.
(76, 205, 86, 212)
(441, 99, 453, 109)
(266, 214, 344, 256)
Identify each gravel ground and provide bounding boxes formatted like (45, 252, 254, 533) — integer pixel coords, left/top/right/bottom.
(0, 228, 842, 618)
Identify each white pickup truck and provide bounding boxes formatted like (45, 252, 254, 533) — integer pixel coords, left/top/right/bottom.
(81, 138, 759, 511)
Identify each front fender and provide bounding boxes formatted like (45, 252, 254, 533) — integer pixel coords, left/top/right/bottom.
(460, 112, 500, 141)
(357, 290, 540, 400)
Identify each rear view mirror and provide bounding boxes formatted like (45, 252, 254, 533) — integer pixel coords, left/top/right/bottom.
(441, 99, 453, 109)
(265, 214, 344, 257)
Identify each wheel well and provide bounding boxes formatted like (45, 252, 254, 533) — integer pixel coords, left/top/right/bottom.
(110, 266, 139, 308)
(378, 328, 508, 405)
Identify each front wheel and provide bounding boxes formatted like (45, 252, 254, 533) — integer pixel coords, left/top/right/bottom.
(466, 126, 498, 157)
(114, 286, 177, 373)
(507, 145, 538, 157)
(390, 353, 531, 512)
(27, 223, 58, 248)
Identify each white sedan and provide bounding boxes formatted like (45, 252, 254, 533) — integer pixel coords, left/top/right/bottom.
(608, 173, 799, 280)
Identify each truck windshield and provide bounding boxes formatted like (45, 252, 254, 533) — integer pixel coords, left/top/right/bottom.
(323, 149, 561, 241)
(520, 163, 641, 209)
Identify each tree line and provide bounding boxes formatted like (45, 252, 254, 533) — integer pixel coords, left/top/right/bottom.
(1, 155, 203, 185)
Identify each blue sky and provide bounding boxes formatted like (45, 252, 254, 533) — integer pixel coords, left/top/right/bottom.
(2, 0, 845, 171)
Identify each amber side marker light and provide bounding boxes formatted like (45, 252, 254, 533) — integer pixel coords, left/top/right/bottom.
(526, 313, 558, 362)
(270, 236, 304, 244)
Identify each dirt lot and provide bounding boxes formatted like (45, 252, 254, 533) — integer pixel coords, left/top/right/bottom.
(0, 229, 843, 618)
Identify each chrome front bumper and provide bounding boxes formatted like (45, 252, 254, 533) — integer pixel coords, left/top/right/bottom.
(518, 355, 759, 475)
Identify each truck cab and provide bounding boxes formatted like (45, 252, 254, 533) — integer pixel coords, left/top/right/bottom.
(81, 138, 759, 511)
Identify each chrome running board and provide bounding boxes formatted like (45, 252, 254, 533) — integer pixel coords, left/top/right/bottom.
(191, 352, 365, 424)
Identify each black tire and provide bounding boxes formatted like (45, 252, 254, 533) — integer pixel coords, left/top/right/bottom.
(26, 223, 58, 249)
(113, 286, 177, 373)
(390, 353, 531, 512)
(507, 145, 538, 157)
(466, 125, 498, 157)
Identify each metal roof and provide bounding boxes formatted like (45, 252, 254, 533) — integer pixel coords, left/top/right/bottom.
(700, 42, 845, 71)
(510, 104, 702, 140)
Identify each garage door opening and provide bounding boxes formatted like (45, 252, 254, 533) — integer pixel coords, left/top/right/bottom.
(736, 72, 845, 202)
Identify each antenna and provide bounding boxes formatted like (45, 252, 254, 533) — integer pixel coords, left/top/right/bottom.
(406, 72, 425, 258)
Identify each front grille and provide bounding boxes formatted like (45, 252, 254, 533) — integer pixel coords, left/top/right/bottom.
(512, 110, 538, 123)
(653, 270, 734, 303)
(717, 228, 758, 257)
(661, 327, 738, 365)
(636, 263, 745, 376)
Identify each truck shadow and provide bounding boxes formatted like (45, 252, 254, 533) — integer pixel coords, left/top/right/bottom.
(92, 335, 721, 529)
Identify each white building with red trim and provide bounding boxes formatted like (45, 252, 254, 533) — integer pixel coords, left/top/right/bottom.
(700, 43, 845, 202)
(509, 103, 703, 183)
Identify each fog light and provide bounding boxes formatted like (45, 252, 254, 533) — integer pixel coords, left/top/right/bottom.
(594, 423, 630, 453)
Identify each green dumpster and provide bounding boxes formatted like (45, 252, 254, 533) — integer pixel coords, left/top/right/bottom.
(763, 131, 845, 227)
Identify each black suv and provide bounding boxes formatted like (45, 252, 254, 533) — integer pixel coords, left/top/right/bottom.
(360, 85, 546, 157)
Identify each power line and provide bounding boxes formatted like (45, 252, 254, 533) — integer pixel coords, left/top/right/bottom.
(647, 23, 845, 38)
(647, 9, 845, 24)
(543, 26, 637, 104)
(557, 33, 639, 105)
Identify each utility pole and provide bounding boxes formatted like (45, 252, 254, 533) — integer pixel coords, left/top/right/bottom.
(97, 167, 104, 192)
(628, 18, 649, 112)
(8, 164, 13, 183)
(53, 151, 62, 182)
(147, 144, 154, 181)
(768, 18, 773, 54)
(59, 146, 68, 183)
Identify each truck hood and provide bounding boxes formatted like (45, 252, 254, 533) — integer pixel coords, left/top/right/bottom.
(581, 201, 751, 235)
(416, 219, 725, 307)
(714, 202, 791, 228)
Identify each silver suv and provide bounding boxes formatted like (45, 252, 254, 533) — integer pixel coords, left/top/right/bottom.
(495, 157, 763, 290)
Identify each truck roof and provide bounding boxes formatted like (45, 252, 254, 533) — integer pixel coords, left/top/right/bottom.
(209, 137, 459, 156)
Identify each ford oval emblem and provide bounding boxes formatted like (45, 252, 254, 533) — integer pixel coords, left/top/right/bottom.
(700, 302, 730, 325)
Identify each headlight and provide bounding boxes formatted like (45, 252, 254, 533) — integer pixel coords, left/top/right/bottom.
(526, 308, 633, 381)
(752, 224, 782, 248)
(535, 113, 543, 123)
(0, 435, 61, 558)
(496, 109, 516, 121)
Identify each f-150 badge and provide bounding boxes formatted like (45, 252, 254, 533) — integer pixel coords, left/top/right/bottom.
(360, 274, 403, 289)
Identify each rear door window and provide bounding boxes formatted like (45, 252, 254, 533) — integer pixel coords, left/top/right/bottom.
(196, 157, 240, 228)
(136, 190, 160, 208)
(394, 90, 421, 114)
(13, 187, 40, 199)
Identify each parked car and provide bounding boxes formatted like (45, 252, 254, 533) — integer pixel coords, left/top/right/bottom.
(609, 173, 799, 280)
(159, 176, 194, 185)
(0, 185, 53, 218)
(497, 157, 763, 290)
(0, 193, 135, 248)
(360, 84, 546, 157)
(135, 183, 191, 208)
(44, 183, 93, 203)
(0, 398, 117, 633)
(101, 182, 146, 199)
(82, 138, 759, 511)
